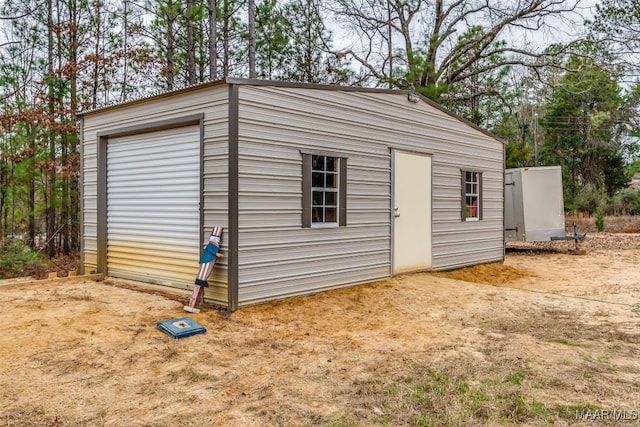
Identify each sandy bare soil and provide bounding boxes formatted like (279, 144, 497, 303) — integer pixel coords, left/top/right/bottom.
(2, 233, 640, 426)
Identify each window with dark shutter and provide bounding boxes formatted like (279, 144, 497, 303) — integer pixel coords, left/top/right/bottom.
(302, 152, 347, 228)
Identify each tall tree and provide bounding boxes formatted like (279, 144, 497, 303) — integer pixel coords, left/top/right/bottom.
(0, 0, 44, 244)
(186, 0, 196, 84)
(2, 0, 93, 253)
(222, 0, 231, 75)
(329, 0, 582, 118)
(150, 0, 183, 90)
(435, 25, 513, 127)
(586, 0, 640, 82)
(282, 0, 355, 84)
(45, 0, 57, 256)
(252, 0, 290, 79)
(209, 0, 218, 79)
(224, 0, 247, 77)
(248, 0, 256, 77)
(105, 0, 157, 104)
(540, 47, 630, 203)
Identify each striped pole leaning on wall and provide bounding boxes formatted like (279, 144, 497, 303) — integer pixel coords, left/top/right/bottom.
(184, 226, 224, 313)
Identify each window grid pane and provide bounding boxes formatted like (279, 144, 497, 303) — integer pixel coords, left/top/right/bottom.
(325, 173, 337, 188)
(312, 172, 324, 187)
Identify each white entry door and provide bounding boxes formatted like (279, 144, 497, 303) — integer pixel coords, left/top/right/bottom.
(392, 151, 432, 274)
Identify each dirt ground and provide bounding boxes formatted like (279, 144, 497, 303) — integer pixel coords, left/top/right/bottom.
(2, 233, 640, 426)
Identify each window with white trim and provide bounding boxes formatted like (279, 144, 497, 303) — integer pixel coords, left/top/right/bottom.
(302, 152, 347, 228)
(462, 170, 482, 221)
(312, 155, 338, 224)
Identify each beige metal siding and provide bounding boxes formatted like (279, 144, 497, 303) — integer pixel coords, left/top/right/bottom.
(235, 85, 503, 305)
(236, 88, 391, 305)
(232, 86, 503, 305)
(82, 140, 99, 271)
(81, 86, 229, 305)
(82, 81, 504, 309)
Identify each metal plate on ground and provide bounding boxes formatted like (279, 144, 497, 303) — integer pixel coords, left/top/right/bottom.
(156, 317, 206, 339)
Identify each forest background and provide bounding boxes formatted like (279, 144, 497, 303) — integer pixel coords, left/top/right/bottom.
(0, 0, 639, 272)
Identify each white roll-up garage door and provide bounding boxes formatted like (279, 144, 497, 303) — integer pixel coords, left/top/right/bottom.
(106, 126, 200, 288)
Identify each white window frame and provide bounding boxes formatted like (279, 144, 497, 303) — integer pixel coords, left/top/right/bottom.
(311, 155, 340, 227)
(464, 170, 481, 221)
(301, 150, 347, 229)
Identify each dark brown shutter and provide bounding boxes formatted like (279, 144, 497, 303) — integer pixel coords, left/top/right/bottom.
(339, 158, 347, 226)
(460, 170, 466, 221)
(478, 172, 483, 221)
(302, 154, 311, 228)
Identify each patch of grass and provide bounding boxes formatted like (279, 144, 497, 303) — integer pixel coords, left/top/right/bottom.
(414, 417, 436, 427)
(496, 390, 554, 424)
(506, 370, 526, 386)
(549, 338, 581, 347)
(481, 306, 635, 348)
(97, 408, 107, 422)
(383, 383, 398, 396)
(379, 414, 393, 424)
(368, 368, 492, 424)
(345, 359, 586, 426)
(167, 367, 217, 382)
(427, 370, 450, 396)
(324, 420, 357, 427)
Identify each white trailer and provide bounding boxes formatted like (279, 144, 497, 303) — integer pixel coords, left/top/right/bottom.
(505, 166, 567, 242)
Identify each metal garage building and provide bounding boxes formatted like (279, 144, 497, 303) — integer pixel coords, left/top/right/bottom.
(79, 78, 505, 311)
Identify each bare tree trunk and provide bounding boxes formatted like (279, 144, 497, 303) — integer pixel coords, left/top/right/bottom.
(223, 0, 229, 76)
(121, 0, 128, 102)
(0, 137, 5, 239)
(304, 3, 312, 81)
(166, 0, 175, 89)
(70, 171, 78, 252)
(387, 0, 393, 88)
(209, 0, 217, 79)
(46, 0, 56, 257)
(61, 141, 69, 255)
(186, 0, 196, 84)
(64, 0, 80, 256)
(28, 126, 36, 250)
(248, 0, 255, 78)
(91, 1, 101, 108)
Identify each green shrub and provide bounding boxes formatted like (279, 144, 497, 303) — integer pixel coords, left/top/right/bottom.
(595, 207, 605, 232)
(0, 236, 43, 279)
(608, 187, 640, 215)
(572, 184, 602, 215)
